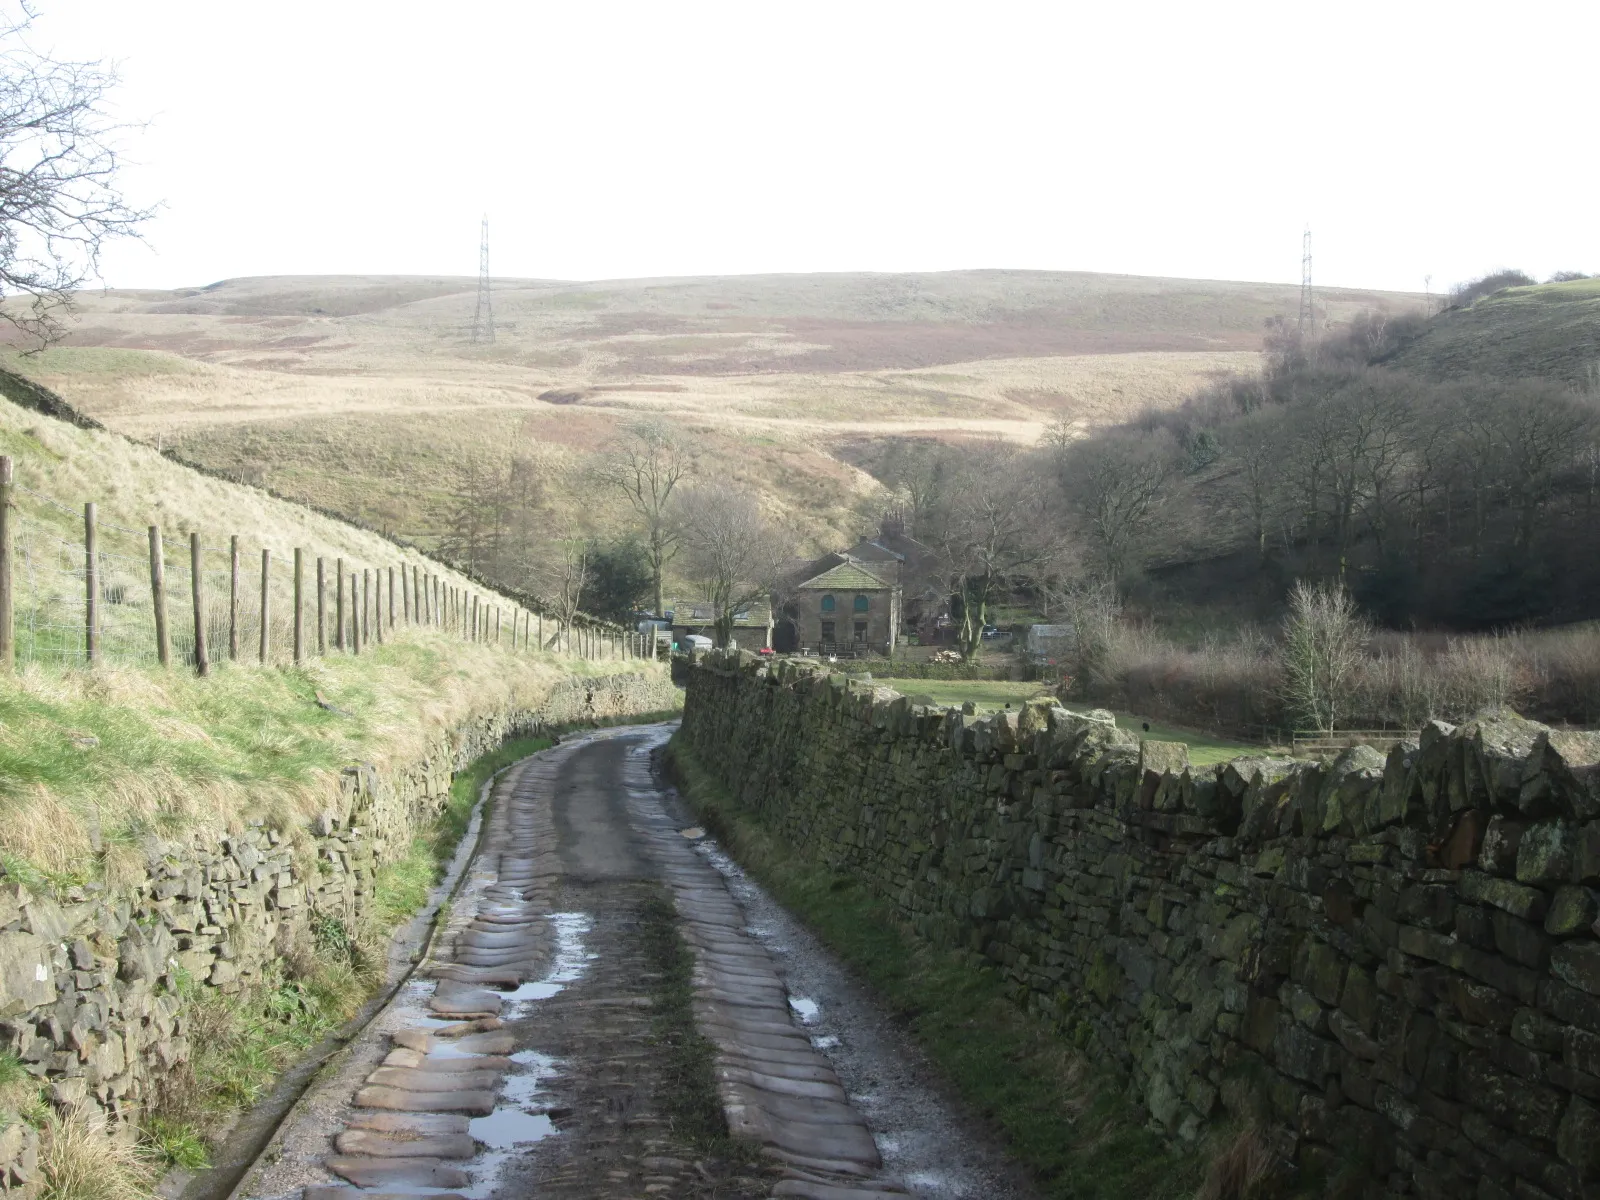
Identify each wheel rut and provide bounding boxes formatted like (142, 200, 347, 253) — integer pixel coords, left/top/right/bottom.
(238, 725, 911, 1200)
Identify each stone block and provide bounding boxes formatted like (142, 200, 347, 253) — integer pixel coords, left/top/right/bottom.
(1274, 1020, 1337, 1086)
(1460, 871, 1547, 921)
(0, 931, 57, 1017)
(1491, 910, 1551, 969)
(1398, 884, 1456, 931)
(1556, 1095, 1600, 1178)
(1546, 886, 1599, 937)
(1517, 821, 1576, 886)
(1552, 942, 1600, 996)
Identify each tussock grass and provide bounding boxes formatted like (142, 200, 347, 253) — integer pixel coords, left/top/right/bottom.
(38, 1114, 158, 1200)
(1194, 1127, 1286, 1200)
(665, 738, 1205, 1200)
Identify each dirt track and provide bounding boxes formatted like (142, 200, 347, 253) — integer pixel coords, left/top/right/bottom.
(236, 724, 1025, 1200)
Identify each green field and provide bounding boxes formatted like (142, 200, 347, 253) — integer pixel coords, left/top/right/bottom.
(888, 679, 1255, 766)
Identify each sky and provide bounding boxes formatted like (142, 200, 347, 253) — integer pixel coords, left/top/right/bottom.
(28, 0, 1600, 294)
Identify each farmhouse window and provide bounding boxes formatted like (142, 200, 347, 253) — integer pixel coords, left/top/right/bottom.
(853, 620, 867, 643)
(821, 620, 836, 642)
(821, 594, 836, 612)
(853, 595, 869, 612)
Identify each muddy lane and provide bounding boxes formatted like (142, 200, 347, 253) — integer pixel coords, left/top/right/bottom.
(237, 725, 1022, 1200)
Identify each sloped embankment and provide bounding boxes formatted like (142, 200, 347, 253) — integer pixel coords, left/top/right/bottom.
(0, 665, 678, 1195)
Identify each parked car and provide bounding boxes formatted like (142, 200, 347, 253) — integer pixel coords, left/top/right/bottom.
(981, 625, 1000, 639)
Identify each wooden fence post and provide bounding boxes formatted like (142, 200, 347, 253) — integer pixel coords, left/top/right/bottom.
(148, 525, 170, 667)
(388, 566, 395, 632)
(191, 532, 208, 677)
(0, 456, 11, 671)
(361, 569, 371, 648)
(401, 565, 409, 624)
(351, 568, 361, 655)
(335, 558, 345, 651)
(84, 503, 98, 663)
(229, 535, 240, 661)
(293, 548, 304, 664)
(374, 568, 385, 646)
(259, 548, 271, 664)
(316, 557, 326, 655)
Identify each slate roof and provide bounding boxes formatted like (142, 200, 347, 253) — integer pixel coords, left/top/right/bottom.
(667, 599, 772, 628)
(795, 560, 894, 591)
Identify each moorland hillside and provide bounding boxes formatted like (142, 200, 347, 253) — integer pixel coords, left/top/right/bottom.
(4, 270, 1415, 583)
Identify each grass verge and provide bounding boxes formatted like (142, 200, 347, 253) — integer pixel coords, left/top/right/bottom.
(664, 736, 1205, 1200)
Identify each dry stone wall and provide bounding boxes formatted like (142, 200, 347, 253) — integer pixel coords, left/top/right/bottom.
(0, 669, 678, 1195)
(678, 651, 1600, 1200)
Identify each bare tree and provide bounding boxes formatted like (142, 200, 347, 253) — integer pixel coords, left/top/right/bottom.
(525, 536, 590, 648)
(675, 482, 789, 647)
(875, 438, 953, 538)
(0, 9, 153, 345)
(921, 443, 1062, 658)
(435, 455, 541, 580)
(1281, 581, 1371, 734)
(1221, 409, 1289, 565)
(594, 421, 691, 617)
(1057, 430, 1177, 585)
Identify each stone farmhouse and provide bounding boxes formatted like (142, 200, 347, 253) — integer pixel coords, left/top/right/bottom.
(787, 557, 899, 656)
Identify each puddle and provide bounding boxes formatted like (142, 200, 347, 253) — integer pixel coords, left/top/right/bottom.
(501, 912, 592, 1011)
(788, 996, 820, 1023)
(424, 1041, 479, 1059)
(469, 1109, 555, 1149)
(813, 1034, 841, 1049)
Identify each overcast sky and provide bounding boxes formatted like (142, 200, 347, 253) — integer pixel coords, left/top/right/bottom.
(34, 0, 1600, 294)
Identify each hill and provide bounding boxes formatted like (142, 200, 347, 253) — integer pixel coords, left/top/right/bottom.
(4, 270, 1417, 574)
(1383, 276, 1600, 387)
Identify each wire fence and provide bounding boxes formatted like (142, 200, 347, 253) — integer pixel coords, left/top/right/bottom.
(0, 464, 655, 673)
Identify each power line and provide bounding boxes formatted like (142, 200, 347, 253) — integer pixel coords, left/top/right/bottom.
(1298, 225, 1314, 336)
(472, 214, 494, 344)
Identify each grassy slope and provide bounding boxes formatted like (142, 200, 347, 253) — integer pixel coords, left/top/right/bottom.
(0, 390, 672, 878)
(1384, 278, 1600, 387)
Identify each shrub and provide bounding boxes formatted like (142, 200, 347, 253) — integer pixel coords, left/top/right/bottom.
(1449, 269, 1535, 307)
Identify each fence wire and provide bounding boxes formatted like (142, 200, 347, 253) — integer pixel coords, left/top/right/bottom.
(5, 483, 621, 671)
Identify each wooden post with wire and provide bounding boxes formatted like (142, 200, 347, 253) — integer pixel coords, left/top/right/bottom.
(191, 532, 208, 677)
(388, 566, 396, 633)
(293, 548, 304, 664)
(0, 456, 12, 671)
(259, 548, 271, 664)
(335, 558, 345, 651)
(84, 503, 99, 663)
(229, 535, 240, 661)
(316, 557, 326, 656)
(148, 525, 170, 667)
